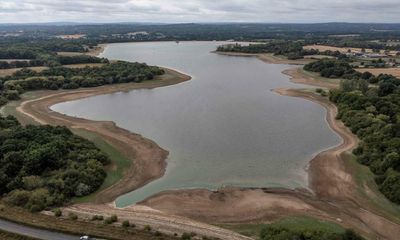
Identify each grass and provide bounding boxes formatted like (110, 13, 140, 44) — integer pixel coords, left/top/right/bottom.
(301, 69, 343, 85)
(0, 204, 176, 240)
(219, 216, 345, 238)
(71, 129, 131, 203)
(342, 153, 400, 223)
(0, 90, 132, 204)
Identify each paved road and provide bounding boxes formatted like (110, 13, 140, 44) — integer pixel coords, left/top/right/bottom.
(0, 219, 80, 240)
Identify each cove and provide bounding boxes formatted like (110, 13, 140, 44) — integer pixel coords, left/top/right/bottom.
(51, 41, 341, 207)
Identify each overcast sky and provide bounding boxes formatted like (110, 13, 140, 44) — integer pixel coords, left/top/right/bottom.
(1, 0, 399, 23)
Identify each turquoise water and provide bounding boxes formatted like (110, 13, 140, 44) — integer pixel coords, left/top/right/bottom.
(52, 42, 341, 207)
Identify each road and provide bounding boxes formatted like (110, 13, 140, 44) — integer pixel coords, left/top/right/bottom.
(0, 219, 80, 240)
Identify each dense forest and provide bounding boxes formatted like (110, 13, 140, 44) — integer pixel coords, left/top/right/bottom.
(2, 23, 400, 41)
(304, 59, 400, 203)
(260, 226, 364, 240)
(0, 61, 164, 106)
(217, 42, 347, 60)
(0, 115, 109, 212)
(0, 43, 106, 69)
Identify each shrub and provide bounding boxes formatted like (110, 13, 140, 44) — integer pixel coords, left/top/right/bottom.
(110, 214, 118, 222)
(68, 212, 78, 220)
(122, 220, 130, 228)
(144, 225, 152, 232)
(104, 217, 113, 225)
(91, 215, 104, 221)
(53, 209, 62, 217)
(181, 232, 192, 240)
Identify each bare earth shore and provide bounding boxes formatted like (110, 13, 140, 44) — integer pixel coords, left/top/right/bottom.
(13, 50, 400, 239)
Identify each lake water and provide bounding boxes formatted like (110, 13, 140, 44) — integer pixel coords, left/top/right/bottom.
(52, 42, 341, 207)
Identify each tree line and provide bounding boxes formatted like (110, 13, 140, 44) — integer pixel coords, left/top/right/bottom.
(217, 41, 348, 60)
(0, 61, 164, 106)
(305, 59, 400, 204)
(0, 115, 109, 212)
(260, 225, 364, 240)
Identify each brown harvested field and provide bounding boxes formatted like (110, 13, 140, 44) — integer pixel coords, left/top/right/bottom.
(0, 63, 106, 77)
(304, 45, 399, 55)
(55, 34, 86, 39)
(63, 63, 105, 68)
(0, 66, 49, 77)
(356, 67, 400, 78)
(56, 51, 85, 56)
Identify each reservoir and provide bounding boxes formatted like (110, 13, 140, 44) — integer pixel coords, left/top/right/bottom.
(52, 42, 341, 207)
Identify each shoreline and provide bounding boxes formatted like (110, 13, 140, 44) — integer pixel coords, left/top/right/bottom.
(16, 68, 191, 203)
(10, 45, 400, 239)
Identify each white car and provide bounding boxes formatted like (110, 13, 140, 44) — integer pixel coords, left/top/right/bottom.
(80, 236, 90, 240)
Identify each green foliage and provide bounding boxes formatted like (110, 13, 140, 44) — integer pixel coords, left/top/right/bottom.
(217, 41, 306, 59)
(218, 41, 347, 60)
(181, 232, 192, 240)
(0, 115, 109, 211)
(122, 220, 130, 228)
(68, 212, 78, 220)
(91, 215, 104, 221)
(304, 59, 357, 79)
(0, 62, 165, 107)
(144, 225, 152, 231)
(53, 208, 62, 217)
(56, 55, 108, 65)
(309, 59, 400, 204)
(260, 226, 364, 240)
(104, 215, 118, 224)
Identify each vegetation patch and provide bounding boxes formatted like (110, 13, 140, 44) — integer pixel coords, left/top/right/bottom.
(0, 115, 109, 211)
(306, 59, 400, 204)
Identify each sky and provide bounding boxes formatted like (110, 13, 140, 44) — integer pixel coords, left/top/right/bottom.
(0, 0, 400, 24)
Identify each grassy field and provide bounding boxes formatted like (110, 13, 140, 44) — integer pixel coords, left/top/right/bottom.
(301, 69, 343, 85)
(343, 153, 400, 223)
(71, 129, 132, 204)
(0, 204, 176, 240)
(356, 67, 400, 78)
(220, 216, 345, 238)
(304, 45, 399, 55)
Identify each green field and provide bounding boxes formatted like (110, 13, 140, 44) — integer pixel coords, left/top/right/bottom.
(219, 216, 345, 238)
(71, 129, 131, 203)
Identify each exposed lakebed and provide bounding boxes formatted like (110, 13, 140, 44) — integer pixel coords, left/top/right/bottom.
(52, 42, 341, 207)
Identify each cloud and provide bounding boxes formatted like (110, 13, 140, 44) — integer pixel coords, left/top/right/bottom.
(0, 0, 399, 23)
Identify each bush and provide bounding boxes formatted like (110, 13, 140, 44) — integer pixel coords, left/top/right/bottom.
(144, 225, 152, 232)
(181, 232, 192, 240)
(53, 209, 62, 217)
(104, 215, 118, 225)
(0, 116, 109, 210)
(110, 214, 118, 222)
(91, 215, 104, 221)
(104, 218, 113, 225)
(68, 212, 78, 220)
(122, 220, 130, 228)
